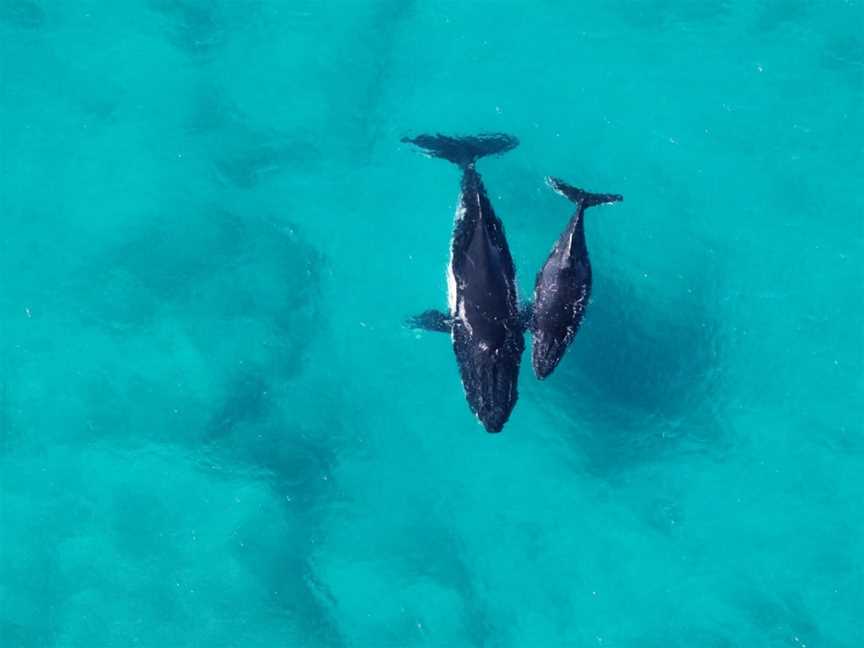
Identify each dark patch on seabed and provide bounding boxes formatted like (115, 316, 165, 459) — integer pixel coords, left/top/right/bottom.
(204, 396, 340, 507)
(635, 628, 735, 648)
(186, 86, 321, 188)
(540, 274, 727, 476)
(821, 31, 864, 90)
(3, 204, 346, 642)
(214, 133, 316, 189)
(335, 0, 418, 157)
(398, 521, 499, 646)
(206, 369, 272, 439)
(0, 0, 45, 29)
(228, 515, 345, 646)
(754, 0, 811, 32)
(212, 415, 348, 647)
(82, 209, 321, 349)
(609, 0, 731, 29)
(199, 395, 347, 645)
(147, 0, 257, 58)
(736, 589, 826, 647)
(8, 209, 327, 456)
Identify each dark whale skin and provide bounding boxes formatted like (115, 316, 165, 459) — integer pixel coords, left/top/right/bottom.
(403, 133, 523, 432)
(531, 177, 622, 379)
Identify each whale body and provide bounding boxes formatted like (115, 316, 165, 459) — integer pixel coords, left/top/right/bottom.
(405, 133, 523, 433)
(530, 177, 622, 379)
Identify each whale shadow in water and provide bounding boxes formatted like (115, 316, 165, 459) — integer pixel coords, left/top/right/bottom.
(537, 273, 729, 477)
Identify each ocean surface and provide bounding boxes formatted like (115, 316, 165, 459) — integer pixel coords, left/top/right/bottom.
(1, 1, 863, 646)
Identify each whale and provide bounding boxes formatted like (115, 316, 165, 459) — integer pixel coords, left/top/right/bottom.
(530, 177, 622, 379)
(404, 133, 524, 433)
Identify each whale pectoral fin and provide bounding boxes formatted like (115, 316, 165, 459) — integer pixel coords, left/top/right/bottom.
(406, 309, 452, 333)
(519, 302, 534, 332)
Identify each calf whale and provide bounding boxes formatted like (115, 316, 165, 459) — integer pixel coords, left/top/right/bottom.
(530, 177, 622, 379)
(404, 133, 523, 433)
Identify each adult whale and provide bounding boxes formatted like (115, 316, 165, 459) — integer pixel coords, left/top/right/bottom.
(404, 133, 523, 433)
(530, 177, 622, 379)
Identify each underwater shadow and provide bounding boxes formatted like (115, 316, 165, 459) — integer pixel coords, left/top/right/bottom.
(186, 86, 322, 189)
(387, 519, 498, 646)
(68, 208, 325, 459)
(0, 0, 45, 29)
(607, 0, 732, 30)
(820, 30, 864, 92)
(200, 374, 348, 646)
(338, 0, 418, 158)
(82, 209, 321, 348)
(538, 273, 728, 477)
(735, 589, 827, 647)
(76, 205, 331, 460)
(203, 374, 340, 509)
(147, 0, 259, 59)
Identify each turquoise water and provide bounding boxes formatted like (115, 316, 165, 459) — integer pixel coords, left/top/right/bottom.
(2, 1, 863, 645)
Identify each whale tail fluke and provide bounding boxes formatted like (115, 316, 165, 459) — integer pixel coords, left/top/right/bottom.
(401, 133, 518, 168)
(547, 177, 623, 208)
